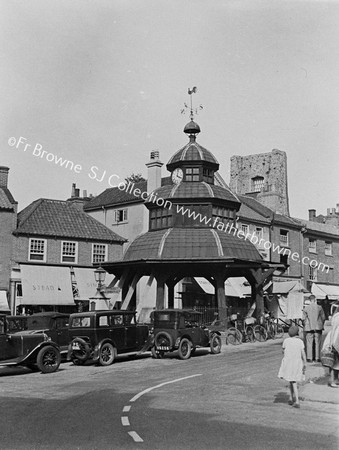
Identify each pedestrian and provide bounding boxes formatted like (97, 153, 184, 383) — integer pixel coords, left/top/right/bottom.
(321, 303, 339, 387)
(303, 294, 325, 362)
(278, 325, 307, 408)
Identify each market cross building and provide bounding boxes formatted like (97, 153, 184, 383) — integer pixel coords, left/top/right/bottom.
(102, 120, 285, 323)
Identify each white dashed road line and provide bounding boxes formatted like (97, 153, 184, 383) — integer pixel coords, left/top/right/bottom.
(121, 416, 130, 426)
(121, 373, 202, 443)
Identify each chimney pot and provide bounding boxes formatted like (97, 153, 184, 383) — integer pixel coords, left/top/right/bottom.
(75, 188, 80, 197)
(83, 190, 87, 198)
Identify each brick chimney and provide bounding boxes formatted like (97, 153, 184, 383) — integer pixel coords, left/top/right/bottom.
(0, 166, 9, 187)
(308, 209, 316, 221)
(146, 151, 163, 193)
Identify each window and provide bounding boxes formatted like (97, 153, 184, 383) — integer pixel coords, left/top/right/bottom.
(325, 242, 332, 256)
(185, 167, 200, 182)
(309, 238, 317, 253)
(92, 244, 107, 264)
(280, 254, 289, 274)
(114, 208, 128, 223)
(29, 238, 47, 262)
(279, 229, 289, 247)
(61, 241, 78, 263)
(309, 265, 317, 281)
(241, 224, 249, 235)
(255, 227, 263, 241)
(212, 206, 235, 224)
(150, 208, 173, 230)
(202, 168, 213, 183)
(252, 176, 264, 192)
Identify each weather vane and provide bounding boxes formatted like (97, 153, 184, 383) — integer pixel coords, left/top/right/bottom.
(181, 86, 203, 121)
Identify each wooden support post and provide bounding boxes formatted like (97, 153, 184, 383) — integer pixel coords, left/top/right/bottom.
(214, 272, 227, 325)
(167, 281, 175, 309)
(121, 272, 141, 310)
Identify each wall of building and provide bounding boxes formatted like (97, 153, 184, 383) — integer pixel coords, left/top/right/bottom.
(13, 236, 123, 265)
(269, 225, 302, 277)
(88, 202, 148, 248)
(236, 220, 271, 261)
(302, 233, 339, 286)
(230, 149, 289, 215)
(0, 210, 16, 290)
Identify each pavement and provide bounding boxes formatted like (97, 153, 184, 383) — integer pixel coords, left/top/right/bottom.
(221, 326, 339, 406)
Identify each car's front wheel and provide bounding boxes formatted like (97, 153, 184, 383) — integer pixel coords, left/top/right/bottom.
(98, 342, 116, 366)
(36, 345, 61, 373)
(210, 334, 222, 354)
(178, 338, 192, 360)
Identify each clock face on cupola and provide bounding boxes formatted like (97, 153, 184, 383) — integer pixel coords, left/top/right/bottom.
(171, 167, 183, 184)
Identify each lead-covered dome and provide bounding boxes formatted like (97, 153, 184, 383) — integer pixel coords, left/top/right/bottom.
(123, 228, 262, 262)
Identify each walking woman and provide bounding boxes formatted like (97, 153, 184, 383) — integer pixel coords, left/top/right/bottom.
(278, 325, 307, 408)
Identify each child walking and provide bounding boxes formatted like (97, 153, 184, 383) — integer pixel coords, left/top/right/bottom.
(278, 325, 307, 408)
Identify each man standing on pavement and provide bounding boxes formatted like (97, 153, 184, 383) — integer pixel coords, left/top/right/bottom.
(303, 295, 325, 362)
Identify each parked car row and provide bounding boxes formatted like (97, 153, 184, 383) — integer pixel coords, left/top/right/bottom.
(0, 309, 222, 374)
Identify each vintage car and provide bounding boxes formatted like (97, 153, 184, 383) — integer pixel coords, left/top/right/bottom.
(6, 315, 28, 333)
(7, 312, 70, 357)
(0, 314, 61, 373)
(151, 309, 222, 360)
(67, 310, 150, 366)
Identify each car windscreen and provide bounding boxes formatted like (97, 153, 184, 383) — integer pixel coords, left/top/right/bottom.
(27, 316, 52, 330)
(70, 316, 91, 327)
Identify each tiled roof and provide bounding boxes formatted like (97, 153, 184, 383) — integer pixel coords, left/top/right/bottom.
(296, 218, 339, 236)
(147, 182, 240, 204)
(15, 199, 126, 242)
(84, 178, 172, 211)
(239, 195, 301, 227)
(238, 195, 273, 219)
(238, 203, 271, 224)
(167, 140, 219, 166)
(0, 187, 16, 210)
(122, 228, 262, 261)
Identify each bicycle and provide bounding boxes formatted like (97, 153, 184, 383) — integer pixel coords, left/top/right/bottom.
(260, 312, 284, 340)
(226, 314, 255, 345)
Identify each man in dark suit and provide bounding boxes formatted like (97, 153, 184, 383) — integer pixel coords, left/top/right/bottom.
(303, 295, 326, 362)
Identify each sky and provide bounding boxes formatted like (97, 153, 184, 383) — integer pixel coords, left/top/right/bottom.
(1, 0, 339, 219)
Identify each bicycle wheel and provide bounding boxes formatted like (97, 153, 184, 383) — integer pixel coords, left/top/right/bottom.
(254, 325, 267, 342)
(274, 323, 284, 339)
(245, 326, 255, 343)
(267, 324, 275, 340)
(226, 327, 242, 345)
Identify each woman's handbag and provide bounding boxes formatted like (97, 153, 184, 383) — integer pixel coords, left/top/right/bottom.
(320, 346, 335, 368)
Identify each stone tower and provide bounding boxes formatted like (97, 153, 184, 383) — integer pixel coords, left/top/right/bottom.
(229, 149, 290, 216)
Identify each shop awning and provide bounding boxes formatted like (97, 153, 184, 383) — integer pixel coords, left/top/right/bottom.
(0, 290, 10, 312)
(19, 265, 74, 305)
(272, 280, 308, 294)
(311, 283, 339, 300)
(195, 277, 251, 298)
(73, 267, 98, 300)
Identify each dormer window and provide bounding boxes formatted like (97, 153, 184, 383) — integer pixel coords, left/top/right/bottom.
(185, 167, 200, 182)
(203, 168, 214, 183)
(252, 176, 264, 192)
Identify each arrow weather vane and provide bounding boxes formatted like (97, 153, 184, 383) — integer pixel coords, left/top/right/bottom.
(181, 86, 203, 121)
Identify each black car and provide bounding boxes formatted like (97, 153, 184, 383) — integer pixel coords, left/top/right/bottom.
(151, 309, 222, 360)
(67, 310, 150, 366)
(0, 314, 61, 373)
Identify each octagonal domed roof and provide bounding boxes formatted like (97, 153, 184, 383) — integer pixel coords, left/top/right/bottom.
(167, 137, 219, 169)
(123, 228, 262, 262)
(145, 181, 239, 204)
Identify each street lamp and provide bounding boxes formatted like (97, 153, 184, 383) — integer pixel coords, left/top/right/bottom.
(90, 267, 111, 311)
(94, 266, 106, 290)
